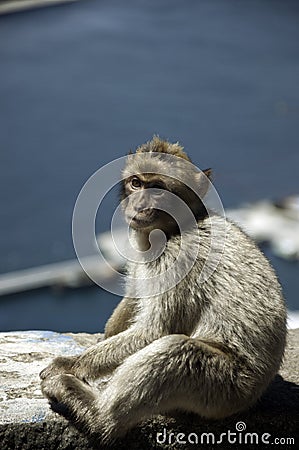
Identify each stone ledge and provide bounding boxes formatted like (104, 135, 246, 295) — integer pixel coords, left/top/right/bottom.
(0, 330, 298, 449)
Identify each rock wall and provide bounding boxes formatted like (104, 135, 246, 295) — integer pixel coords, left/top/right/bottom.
(0, 329, 298, 449)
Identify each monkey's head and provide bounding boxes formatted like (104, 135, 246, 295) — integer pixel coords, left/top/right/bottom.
(121, 136, 212, 235)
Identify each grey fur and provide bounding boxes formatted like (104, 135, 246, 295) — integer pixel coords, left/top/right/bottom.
(40, 137, 286, 444)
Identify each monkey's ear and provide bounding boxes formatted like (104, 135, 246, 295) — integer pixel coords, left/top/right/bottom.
(195, 168, 212, 198)
(203, 168, 212, 179)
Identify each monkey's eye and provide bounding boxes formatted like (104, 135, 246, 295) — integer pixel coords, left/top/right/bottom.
(130, 177, 142, 189)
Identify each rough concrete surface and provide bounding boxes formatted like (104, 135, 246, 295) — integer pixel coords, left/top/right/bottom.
(0, 329, 298, 449)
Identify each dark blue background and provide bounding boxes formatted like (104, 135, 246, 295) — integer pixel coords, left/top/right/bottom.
(0, 0, 298, 331)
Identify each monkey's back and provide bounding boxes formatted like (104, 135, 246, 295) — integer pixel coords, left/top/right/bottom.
(192, 216, 287, 392)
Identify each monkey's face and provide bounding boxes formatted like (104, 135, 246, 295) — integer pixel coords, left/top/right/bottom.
(121, 150, 212, 234)
(122, 175, 175, 232)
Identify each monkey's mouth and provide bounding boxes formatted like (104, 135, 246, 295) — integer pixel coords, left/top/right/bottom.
(129, 209, 158, 228)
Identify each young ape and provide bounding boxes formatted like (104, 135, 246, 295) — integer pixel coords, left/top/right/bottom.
(40, 137, 286, 444)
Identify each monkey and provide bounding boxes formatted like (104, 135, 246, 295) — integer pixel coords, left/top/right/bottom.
(40, 136, 287, 445)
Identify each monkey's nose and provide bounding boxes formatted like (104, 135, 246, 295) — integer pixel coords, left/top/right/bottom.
(136, 201, 147, 211)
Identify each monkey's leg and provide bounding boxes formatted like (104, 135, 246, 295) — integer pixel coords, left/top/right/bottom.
(94, 334, 255, 441)
(42, 335, 255, 444)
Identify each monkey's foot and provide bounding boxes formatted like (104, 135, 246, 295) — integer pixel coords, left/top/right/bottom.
(41, 374, 96, 424)
(41, 374, 115, 443)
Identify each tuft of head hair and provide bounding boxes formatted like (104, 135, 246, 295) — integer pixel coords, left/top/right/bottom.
(135, 136, 191, 162)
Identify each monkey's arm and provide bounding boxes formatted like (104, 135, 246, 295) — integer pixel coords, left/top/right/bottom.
(75, 326, 155, 379)
(104, 297, 137, 338)
(40, 293, 201, 382)
(40, 324, 162, 382)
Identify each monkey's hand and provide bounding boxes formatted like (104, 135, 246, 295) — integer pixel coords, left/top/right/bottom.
(39, 355, 78, 381)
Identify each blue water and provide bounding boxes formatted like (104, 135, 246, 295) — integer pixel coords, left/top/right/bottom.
(0, 0, 298, 332)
